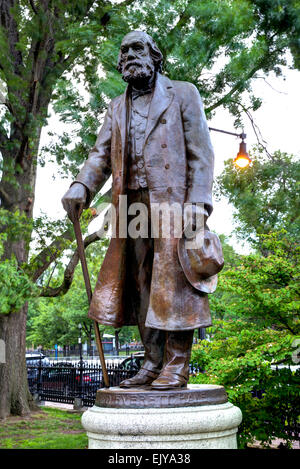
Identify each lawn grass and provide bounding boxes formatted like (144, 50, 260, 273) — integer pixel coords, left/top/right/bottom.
(0, 407, 88, 449)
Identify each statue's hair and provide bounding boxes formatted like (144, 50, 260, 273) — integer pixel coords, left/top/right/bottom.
(117, 31, 163, 73)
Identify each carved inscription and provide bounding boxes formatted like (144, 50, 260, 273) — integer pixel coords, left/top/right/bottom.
(95, 387, 228, 409)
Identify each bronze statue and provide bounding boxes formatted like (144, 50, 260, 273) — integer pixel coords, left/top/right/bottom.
(62, 31, 223, 390)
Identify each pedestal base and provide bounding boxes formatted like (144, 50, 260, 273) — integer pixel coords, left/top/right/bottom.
(81, 385, 242, 449)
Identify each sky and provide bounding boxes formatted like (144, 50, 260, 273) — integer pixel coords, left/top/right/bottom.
(34, 63, 300, 254)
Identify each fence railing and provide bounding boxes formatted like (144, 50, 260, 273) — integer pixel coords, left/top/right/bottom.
(27, 359, 139, 407)
(42, 346, 145, 360)
(27, 358, 203, 408)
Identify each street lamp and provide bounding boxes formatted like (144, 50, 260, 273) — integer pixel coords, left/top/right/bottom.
(209, 127, 252, 169)
(78, 323, 83, 362)
(78, 323, 83, 401)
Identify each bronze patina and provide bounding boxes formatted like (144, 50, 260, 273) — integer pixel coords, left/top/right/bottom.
(95, 385, 228, 409)
(62, 31, 224, 391)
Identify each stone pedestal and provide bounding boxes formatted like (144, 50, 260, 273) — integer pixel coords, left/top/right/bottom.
(81, 384, 242, 449)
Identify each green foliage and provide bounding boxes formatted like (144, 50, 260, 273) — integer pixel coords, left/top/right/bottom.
(0, 233, 38, 315)
(26, 237, 140, 349)
(214, 231, 300, 333)
(208, 138, 299, 448)
(0, 210, 38, 314)
(40, 0, 300, 177)
(0, 0, 299, 420)
(191, 230, 299, 447)
(0, 257, 38, 315)
(190, 320, 300, 448)
(27, 241, 105, 347)
(0, 208, 33, 245)
(215, 150, 300, 246)
(209, 234, 242, 319)
(1, 0, 299, 282)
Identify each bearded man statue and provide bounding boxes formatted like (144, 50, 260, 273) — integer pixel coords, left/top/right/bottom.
(62, 31, 223, 390)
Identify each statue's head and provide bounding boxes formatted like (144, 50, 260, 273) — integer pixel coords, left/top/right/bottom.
(117, 31, 163, 86)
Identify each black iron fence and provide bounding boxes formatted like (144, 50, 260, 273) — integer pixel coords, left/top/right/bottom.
(27, 358, 203, 407)
(27, 359, 140, 407)
(42, 345, 145, 360)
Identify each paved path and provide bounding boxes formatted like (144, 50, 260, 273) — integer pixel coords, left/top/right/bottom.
(42, 401, 88, 411)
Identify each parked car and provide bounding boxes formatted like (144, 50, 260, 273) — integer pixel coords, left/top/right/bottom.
(119, 353, 144, 371)
(26, 353, 51, 386)
(118, 353, 203, 375)
(26, 352, 50, 366)
(33, 361, 102, 396)
(41, 362, 76, 391)
(75, 369, 103, 394)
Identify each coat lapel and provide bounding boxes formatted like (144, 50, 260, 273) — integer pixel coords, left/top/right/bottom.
(115, 86, 131, 174)
(144, 73, 174, 143)
(115, 73, 174, 155)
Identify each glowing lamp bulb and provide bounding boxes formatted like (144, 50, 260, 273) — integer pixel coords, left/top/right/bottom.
(234, 140, 251, 169)
(234, 155, 251, 168)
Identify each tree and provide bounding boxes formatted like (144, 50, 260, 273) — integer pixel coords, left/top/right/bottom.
(27, 239, 116, 353)
(209, 233, 242, 320)
(190, 231, 299, 447)
(215, 149, 300, 249)
(26, 237, 140, 353)
(220, 231, 299, 333)
(0, 0, 134, 418)
(191, 319, 299, 448)
(0, 0, 299, 417)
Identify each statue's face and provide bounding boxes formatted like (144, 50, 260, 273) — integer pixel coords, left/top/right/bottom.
(119, 32, 155, 85)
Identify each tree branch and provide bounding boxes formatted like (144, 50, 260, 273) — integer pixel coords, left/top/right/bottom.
(39, 231, 101, 297)
(231, 99, 272, 158)
(28, 0, 38, 15)
(0, 124, 9, 150)
(255, 76, 287, 95)
(206, 37, 284, 114)
(164, 0, 193, 54)
(29, 225, 75, 282)
(206, 62, 264, 114)
(118, 0, 136, 6)
(28, 205, 106, 282)
(0, 0, 23, 75)
(0, 185, 11, 205)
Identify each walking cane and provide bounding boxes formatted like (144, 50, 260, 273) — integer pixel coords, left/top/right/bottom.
(73, 215, 110, 388)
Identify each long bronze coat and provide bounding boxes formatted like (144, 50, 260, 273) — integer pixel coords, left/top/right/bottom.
(75, 73, 215, 331)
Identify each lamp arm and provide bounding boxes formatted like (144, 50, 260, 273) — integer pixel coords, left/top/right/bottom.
(209, 127, 246, 140)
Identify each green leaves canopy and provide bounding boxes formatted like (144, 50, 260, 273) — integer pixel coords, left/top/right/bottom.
(215, 150, 300, 246)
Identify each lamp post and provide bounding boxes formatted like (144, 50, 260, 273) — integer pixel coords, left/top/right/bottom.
(78, 322, 83, 400)
(209, 127, 252, 168)
(78, 322, 83, 362)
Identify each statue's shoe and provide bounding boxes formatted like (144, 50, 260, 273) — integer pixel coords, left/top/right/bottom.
(119, 368, 159, 388)
(150, 372, 188, 390)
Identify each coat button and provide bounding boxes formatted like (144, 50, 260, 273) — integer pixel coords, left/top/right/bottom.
(161, 118, 166, 124)
(161, 143, 167, 148)
(165, 163, 170, 169)
(167, 187, 172, 193)
(139, 177, 147, 187)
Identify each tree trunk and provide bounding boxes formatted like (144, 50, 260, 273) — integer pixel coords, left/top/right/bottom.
(0, 132, 40, 418)
(0, 303, 37, 419)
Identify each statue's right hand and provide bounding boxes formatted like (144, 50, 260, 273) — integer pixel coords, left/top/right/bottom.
(61, 183, 87, 223)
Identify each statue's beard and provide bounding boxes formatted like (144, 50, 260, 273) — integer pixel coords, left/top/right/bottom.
(121, 60, 155, 87)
